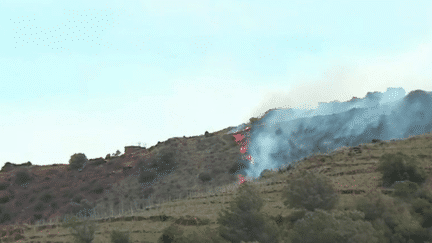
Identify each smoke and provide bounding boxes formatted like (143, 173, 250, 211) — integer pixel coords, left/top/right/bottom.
(227, 87, 432, 179)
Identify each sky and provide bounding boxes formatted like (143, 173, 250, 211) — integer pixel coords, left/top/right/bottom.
(0, 0, 431, 169)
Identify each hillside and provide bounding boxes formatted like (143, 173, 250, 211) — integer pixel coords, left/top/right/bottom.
(1, 115, 432, 242)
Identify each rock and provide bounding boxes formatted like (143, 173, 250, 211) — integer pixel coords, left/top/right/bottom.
(205, 131, 211, 137)
(1, 161, 33, 173)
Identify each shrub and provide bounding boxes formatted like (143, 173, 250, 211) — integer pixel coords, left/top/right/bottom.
(34, 202, 45, 212)
(179, 226, 229, 243)
(289, 209, 386, 243)
(281, 170, 339, 212)
(92, 158, 106, 166)
(198, 172, 212, 182)
(287, 209, 308, 224)
(110, 229, 132, 243)
(354, 192, 389, 221)
(228, 161, 247, 175)
(40, 192, 54, 203)
(73, 195, 84, 204)
(14, 199, 23, 207)
(138, 170, 157, 184)
(260, 169, 272, 179)
(150, 150, 177, 174)
(216, 183, 282, 243)
(278, 164, 293, 174)
(61, 214, 99, 243)
(410, 197, 432, 228)
(368, 195, 431, 243)
(376, 152, 427, 188)
(50, 201, 59, 210)
(393, 181, 420, 199)
(0, 183, 9, 191)
(66, 203, 95, 219)
(0, 212, 11, 224)
(157, 223, 185, 243)
(69, 153, 88, 170)
(0, 196, 10, 204)
(33, 214, 43, 220)
(14, 170, 32, 185)
(90, 185, 104, 194)
(113, 150, 121, 157)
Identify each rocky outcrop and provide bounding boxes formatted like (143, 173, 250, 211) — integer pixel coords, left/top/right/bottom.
(0, 161, 33, 173)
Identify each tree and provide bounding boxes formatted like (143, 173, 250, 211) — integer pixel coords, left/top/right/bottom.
(216, 183, 282, 243)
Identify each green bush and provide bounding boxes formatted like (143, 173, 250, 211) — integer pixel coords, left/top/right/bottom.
(40, 192, 54, 203)
(0, 195, 10, 204)
(355, 192, 390, 221)
(69, 153, 89, 170)
(198, 172, 212, 182)
(34, 202, 45, 212)
(289, 209, 386, 243)
(281, 170, 339, 212)
(228, 161, 247, 175)
(157, 223, 185, 243)
(287, 209, 308, 224)
(138, 170, 157, 184)
(376, 152, 427, 188)
(0, 212, 11, 224)
(61, 214, 100, 243)
(14, 170, 33, 185)
(150, 150, 177, 174)
(112, 150, 121, 157)
(90, 185, 104, 194)
(374, 197, 431, 243)
(29, 196, 36, 203)
(110, 229, 132, 243)
(410, 198, 432, 228)
(260, 169, 273, 179)
(0, 182, 9, 190)
(178, 226, 230, 243)
(73, 195, 83, 204)
(33, 214, 43, 220)
(216, 183, 282, 243)
(50, 201, 59, 210)
(393, 181, 420, 199)
(92, 158, 106, 166)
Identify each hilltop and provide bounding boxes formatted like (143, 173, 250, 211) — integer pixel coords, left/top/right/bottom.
(0, 123, 254, 227)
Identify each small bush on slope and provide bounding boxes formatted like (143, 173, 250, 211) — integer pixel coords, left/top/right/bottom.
(355, 191, 431, 243)
(288, 209, 386, 243)
(110, 228, 133, 243)
(61, 214, 100, 243)
(157, 223, 185, 243)
(375, 151, 427, 188)
(14, 170, 33, 186)
(69, 153, 89, 170)
(158, 225, 229, 243)
(281, 169, 339, 212)
(216, 182, 282, 243)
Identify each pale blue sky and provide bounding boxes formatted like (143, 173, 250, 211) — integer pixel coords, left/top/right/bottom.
(0, 0, 431, 168)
